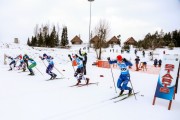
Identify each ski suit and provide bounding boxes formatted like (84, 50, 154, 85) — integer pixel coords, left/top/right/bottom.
(74, 57, 84, 80)
(8, 56, 16, 70)
(27, 58, 36, 74)
(109, 59, 133, 91)
(78, 49, 87, 75)
(41, 55, 56, 77)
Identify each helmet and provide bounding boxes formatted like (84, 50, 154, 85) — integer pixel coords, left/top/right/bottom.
(117, 55, 122, 61)
(19, 54, 22, 59)
(72, 54, 77, 58)
(24, 56, 29, 59)
(23, 54, 29, 59)
(82, 51, 86, 55)
(43, 53, 47, 57)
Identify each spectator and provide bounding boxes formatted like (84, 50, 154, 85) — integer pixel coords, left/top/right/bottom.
(134, 49, 137, 55)
(158, 59, 162, 67)
(154, 59, 158, 67)
(163, 50, 165, 54)
(142, 50, 145, 57)
(135, 56, 140, 71)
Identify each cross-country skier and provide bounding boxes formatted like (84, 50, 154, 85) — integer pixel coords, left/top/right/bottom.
(17, 59, 26, 72)
(23, 54, 29, 71)
(107, 55, 133, 96)
(68, 54, 89, 85)
(39, 53, 57, 80)
(77, 48, 87, 75)
(6, 55, 22, 71)
(17, 54, 25, 71)
(7, 56, 16, 71)
(24, 55, 36, 75)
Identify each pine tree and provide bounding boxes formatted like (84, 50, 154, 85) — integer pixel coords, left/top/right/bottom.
(27, 38, 31, 46)
(49, 26, 56, 47)
(60, 26, 69, 46)
(55, 34, 60, 47)
(38, 32, 44, 47)
(31, 36, 35, 46)
(163, 32, 172, 46)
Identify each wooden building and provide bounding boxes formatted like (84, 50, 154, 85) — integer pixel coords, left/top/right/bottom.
(71, 35, 83, 44)
(107, 36, 120, 45)
(124, 37, 137, 45)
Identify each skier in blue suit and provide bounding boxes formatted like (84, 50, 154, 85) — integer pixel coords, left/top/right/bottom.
(68, 54, 89, 85)
(108, 55, 133, 96)
(39, 53, 57, 79)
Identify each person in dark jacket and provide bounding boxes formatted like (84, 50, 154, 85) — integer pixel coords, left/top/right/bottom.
(154, 59, 158, 67)
(77, 48, 87, 75)
(135, 56, 140, 71)
(158, 59, 162, 67)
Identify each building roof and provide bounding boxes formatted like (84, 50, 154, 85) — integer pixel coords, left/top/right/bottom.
(71, 35, 83, 43)
(124, 37, 137, 45)
(107, 36, 120, 44)
(90, 35, 100, 43)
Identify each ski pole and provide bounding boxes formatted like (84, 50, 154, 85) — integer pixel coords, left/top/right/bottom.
(54, 66, 64, 76)
(129, 79, 137, 100)
(110, 64, 117, 93)
(72, 63, 75, 72)
(41, 60, 47, 67)
(68, 54, 75, 72)
(35, 67, 43, 76)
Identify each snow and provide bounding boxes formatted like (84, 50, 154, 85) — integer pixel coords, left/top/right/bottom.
(0, 43, 179, 120)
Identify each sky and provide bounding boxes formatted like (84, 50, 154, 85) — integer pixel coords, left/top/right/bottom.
(0, 0, 180, 44)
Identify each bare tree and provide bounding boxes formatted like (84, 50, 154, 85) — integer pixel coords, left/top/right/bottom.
(93, 19, 110, 60)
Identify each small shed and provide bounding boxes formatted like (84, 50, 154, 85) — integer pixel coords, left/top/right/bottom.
(14, 38, 19, 44)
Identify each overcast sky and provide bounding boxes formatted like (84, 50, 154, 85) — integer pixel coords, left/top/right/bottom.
(0, 0, 180, 44)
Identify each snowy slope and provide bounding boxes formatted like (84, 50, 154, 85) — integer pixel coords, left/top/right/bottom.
(0, 43, 179, 120)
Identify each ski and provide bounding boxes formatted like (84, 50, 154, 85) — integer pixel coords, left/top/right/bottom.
(77, 82, 99, 87)
(46, 77, 65, 81)
(18, 71, 28, 73)
(109, 93, 130, 100)
(114, 92, 139, 103)
(70, 82, 99, 87)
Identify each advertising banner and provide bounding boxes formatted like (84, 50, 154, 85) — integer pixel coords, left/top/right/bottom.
(154, 54, 180, 100)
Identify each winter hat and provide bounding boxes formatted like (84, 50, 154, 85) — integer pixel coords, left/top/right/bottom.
(72, 54, 76, 58)
(19, 54, 22, 59)
(117, 55, 122, 61)
(43, 53, 47, 57)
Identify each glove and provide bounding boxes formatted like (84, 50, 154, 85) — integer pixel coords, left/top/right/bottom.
(107, 57, 110, 61)
(68, 54, 71, 57)
(39, 56, 42, 59)
(123, 58, 127, 62)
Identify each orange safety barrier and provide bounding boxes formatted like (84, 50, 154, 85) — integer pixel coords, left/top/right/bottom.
(96, 60, 110, 68)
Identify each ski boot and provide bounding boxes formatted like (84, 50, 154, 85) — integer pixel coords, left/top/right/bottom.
(29, 72, 34, 76)
(85, 78, 89, 85)
(76, 79, 81, 85)
(8, 68, 12, 71)
(52, 74, 57, 79)
(49, 75, 53, 80)
(119, 90, 124, 96)
(128, 89, 132, 96)
(23, 68, 26, 72)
